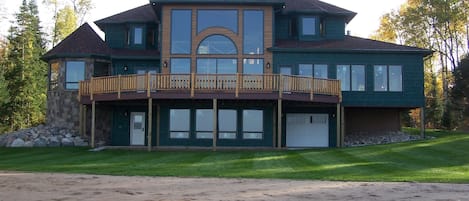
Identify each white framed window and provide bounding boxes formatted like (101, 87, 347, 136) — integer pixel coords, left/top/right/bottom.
(170, 109, 190, 139)
(196, 109, 213, 139)
(242, 110, 263, 140)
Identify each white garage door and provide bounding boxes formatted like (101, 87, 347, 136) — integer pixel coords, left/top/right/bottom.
(286, 114, 329, 148)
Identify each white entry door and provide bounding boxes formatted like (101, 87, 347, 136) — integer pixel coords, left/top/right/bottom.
(130, 112, 145, 146)
(286, 114, 329, 148)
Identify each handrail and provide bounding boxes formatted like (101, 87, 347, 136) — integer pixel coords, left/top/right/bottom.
(79, 73, 341, 101)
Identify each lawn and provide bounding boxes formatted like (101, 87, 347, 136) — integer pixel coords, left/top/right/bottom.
(1, 130, 468, 183)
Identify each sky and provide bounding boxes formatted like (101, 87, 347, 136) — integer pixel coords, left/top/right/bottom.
(0, 0, 407, 41)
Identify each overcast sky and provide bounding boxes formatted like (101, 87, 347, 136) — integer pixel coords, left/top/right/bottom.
(0, 0, 406, 41)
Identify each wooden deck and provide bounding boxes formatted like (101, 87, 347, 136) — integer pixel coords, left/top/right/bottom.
(78, 73, 342, 103)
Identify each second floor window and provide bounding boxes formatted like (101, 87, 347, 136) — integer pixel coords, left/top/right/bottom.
(197, 10, 238, 33)
(133, 27, 143, 45)
(299, 64, 328, 79)
(337, 65, 365, 91)
(197, 35, 237, 55)
(244, 10, 264, 55)
(170, 58, 191, 73)
(374, 65, 402, 92)
(302, 17, 316, 36)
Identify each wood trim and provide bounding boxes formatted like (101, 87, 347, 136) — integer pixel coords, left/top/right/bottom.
(147, 98, 153, 152)
(91, 101, 96, 148)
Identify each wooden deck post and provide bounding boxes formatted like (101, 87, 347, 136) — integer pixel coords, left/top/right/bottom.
(420, 107, 425, 139)
(279, 75, 283, 99)
(235, 73, 240, 98)
(117, 74, 121, 99)
(147, 98, 153, 152)
(156, 104, 160, 148)
(147, 72, 151, 98)
(91, 101, 96, 148)
(340, 106, 345, 147)
(191, 73, 195, 98)
(273, 103, 277, 147)
(336, 104, 341, 147)
(83, 105, 87, 138)
(277, 99, 282, 149)
(90, 77, 94, 101)
(79, 104, 84, 137)
(213, 99, 218, 151)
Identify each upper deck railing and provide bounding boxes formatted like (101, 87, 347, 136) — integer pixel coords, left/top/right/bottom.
(79, 73, 341, 102)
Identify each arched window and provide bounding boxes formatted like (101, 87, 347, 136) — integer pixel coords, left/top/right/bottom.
(197, 35, 237, 55)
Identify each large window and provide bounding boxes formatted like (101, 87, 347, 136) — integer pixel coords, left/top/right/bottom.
(133, 27, 143, 45)
(302, 17, 316, 36)
(243, 59, 263, 74)
(197, 10, 238, 33)
(196, 109, 213, 139)
(65, 61, 85, 90)
(170, 58, 191, 73)
(197, 35, 237, 55)
(197, 58, 237, 74)
(374, 65, 402, 92)
(171, 10, 192, 54)
(49, 62, 59, 90)
(242, 110, 263, 140)
(337, 65, 365, 91)
(243, 10, 263, 55)
(299, 64, 328, 79)
(170, 109, 190, 139)
(218, 110, 237, 139)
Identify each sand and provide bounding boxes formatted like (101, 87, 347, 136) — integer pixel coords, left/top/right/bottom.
(0, 171, 468, 201)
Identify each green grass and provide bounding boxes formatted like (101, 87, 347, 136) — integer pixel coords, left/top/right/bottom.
(1, 129, 469, 183)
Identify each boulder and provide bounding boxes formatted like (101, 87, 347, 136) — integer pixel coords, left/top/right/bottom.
(24, 141, 34, 147)
(48, 136, 61, 147)
(61, 138, 74, 147)
(33, 138, 48, 147)
(10, 138, 25, 147)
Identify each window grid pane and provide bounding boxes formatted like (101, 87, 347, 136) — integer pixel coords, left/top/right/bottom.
(302, 17, 316, 35)
(196, 109, 213, 131)
(243, 10, 264, 55)
(134, 27, 143, 45)
(65, 61, 85, 90)
(170, 109, 190, 131)
(197, 35, 237, 55)
(351, 65, 365, 91)
(389, 65, 402, 92)
(336, 65, 350, 91)
(197, 10, 238, 33)
(299, 64, 313, 76)
(374, 65, 388, 91)
(243, 59, 264, 74)
(314, 64, 328, 79)
(171, 10, 192, 54)
(243, 110, 263, 132)
(170, 58, 191, 73)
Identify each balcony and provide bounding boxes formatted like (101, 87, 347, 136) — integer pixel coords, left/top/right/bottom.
(78, 73, 342, 104)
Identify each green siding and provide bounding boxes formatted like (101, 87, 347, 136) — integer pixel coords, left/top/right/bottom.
(105, 25, 127, 49)
(275, 15, 291, 40)
(112, 60, 160, 75)
(274, 52, 425, 108)
(325, 17, 345, 40)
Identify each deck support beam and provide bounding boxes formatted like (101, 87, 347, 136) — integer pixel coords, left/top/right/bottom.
(83, 106, 87, 138)
(156, 104, 160, 148)
(340, 106, 345, 147)
(79, 104, 84, 137)
(420, 107, 425, 139)
(91, 101, 96, 148)
(213, 99, 218, 151)
(147, 98, 153, 152)
(277, 99, 282, 149)
(336, 104, 341, 147)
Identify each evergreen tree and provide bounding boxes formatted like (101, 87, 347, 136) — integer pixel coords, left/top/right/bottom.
(1, 0, 47, 132)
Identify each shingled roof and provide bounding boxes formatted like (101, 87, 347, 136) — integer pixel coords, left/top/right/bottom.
(272, 36, 433, 56)
(95, 4, 158, 30)
(283, 0, 356, 23)
(42, 23, 110, 61)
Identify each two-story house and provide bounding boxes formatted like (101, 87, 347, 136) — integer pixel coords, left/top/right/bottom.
(41, 0, 432, 149)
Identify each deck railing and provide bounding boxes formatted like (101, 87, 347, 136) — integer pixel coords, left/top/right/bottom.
(79, 73, 341, 101)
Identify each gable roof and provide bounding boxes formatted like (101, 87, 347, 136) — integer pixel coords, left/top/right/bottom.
(271, 36, 433, 56)
(95, 4, 158, 29)
(42, 23, 110, 60)
(283, 0, 356, 23)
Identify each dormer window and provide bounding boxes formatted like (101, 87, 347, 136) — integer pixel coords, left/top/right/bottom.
(302, 17, 316, 36)
(133, 27, 143, 45)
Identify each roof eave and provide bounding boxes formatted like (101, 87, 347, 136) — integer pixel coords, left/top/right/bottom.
(268, 47, 433, 56)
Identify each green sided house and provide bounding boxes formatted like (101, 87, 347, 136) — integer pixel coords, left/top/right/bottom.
(41, 0, 432, 149)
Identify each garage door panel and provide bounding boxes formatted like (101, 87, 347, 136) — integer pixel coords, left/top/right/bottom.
(286, 114, 329, 148)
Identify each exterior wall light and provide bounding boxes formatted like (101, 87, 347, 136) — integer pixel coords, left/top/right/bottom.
(266, 62, 271, 69)
(123, 65, 129, 71)
(163, 61, 168, 68)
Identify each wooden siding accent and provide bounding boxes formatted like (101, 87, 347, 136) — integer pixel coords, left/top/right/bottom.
(79, 73, 341, 102)
(161, 5, 273, 74)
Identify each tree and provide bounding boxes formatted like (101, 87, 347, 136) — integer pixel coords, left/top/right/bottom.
(1, 0, 47, 132)
(451, 54, 469, 128)
(44, 0, 93, 46)
(372, 0, 469, 129)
